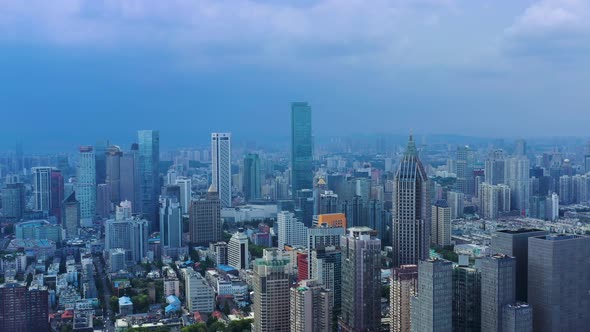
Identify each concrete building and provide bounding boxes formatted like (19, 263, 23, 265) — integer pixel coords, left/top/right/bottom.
(528, 234, 590, 332)
(184, 267, 215, 313)
(32, 166, 52, 213)
(290, 279, 333, 332)
(339, 227, 381, 332)
(446, 191, 464, 219)
(77, 146, 96, 225)
(119, 296, 134, 316)
(175, 177, 192, 214)
(277, 211, 307, 249)
(502, 303, 532, 332)
(491, 228, 548, 302)
(310, 246, 342, 314)
(390, 264, 418, 332)
(243, 153, 261, 202)
(228, 229, 249, 270)
(211, 133, 232, 207)
(189, 185, 222, 246)
(480, 254, 516, 332)
(159, 197, 183, 250)
(104, 217, 149, 263)
(431, 200, 451, 247)
(108, 248, 126, 272)
(410, 259, 453, 332)
(252, 248, 291, 332)
(0, 282, 49, 332)
(209, 241, 228, 266)
(306, 224, 345, 250)
(1, 182, 25, 220)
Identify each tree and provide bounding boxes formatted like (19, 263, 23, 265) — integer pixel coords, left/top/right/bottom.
(226, 319, 253, 332)
(110, 296, 119, 313)
(181, 323, 208, 332)
(131, 294, 150, 313)
(208, 321, 226, 332)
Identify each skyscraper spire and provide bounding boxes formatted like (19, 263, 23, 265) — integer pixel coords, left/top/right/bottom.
(405, 131, 418, 157)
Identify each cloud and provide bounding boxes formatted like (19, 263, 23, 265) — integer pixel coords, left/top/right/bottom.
(503, 0, 590, 61)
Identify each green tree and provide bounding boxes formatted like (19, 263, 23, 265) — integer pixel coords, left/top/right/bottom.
(226, 319, 253, 332)
(110, 296, 119, 313)
(208, 321, 226, 332)
(181, 323, 208, 332)
(131, 294, 150, 313)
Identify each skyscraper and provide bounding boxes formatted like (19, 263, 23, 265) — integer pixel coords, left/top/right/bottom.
(277, 211, 307, 249)
(159, 197, 183, 249)
(228, 229, 249, 270)
(290, 279, 333, 332)
(105, 216, 149, 263)
(50, 169, 64, 222)
(32, 166, 52, 213)
(120, 144, 140, 210)
(243, 153, 261, 202)
(528, 234, 590, 332)
(253, 248, 291, 332)
(339, 227, 381, 332)
(211, 132, 232, 207)
(479, 182, 511, 220)
(310, 246, 342, 314)
(0, 283, 49, 332)
(393, 134, 430, 267)
(410, 259, 453, 332)
(291, 102, 313, 194)
(62, 192, 80, 239)
(491, 228, 548, 302)
(95, 139, 108, 185)
(106, 145, 122, 203)
(456, 146, 475, 196)
(431, 200, 451, 247)
(446, 191, 464, 219)
(390, 264, 418, 332)
(175, 177, 192, 214)
(189, 185, 222, 246)
(1, 182, 25, 220)
(77, 146, 96, 225)
(480, 254, 516, 332)
(502, 303, 532, 332)
(505, 157, 530, 215)
(138, 130, 160, 228)
(453, 264, 481, 332)
(484, 150, 505, 185)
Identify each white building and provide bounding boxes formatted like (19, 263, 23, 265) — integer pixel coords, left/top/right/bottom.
(184, 267, 215, 313)
(228, 230, 249, 270)
(32, 166, 52, 213)
(211, 133, 232, 207)
(176, 177, 192, 214)
(277, 211, 307, 249)
(77, 146, 96, 225)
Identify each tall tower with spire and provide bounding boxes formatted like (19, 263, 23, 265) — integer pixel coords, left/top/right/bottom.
(392, 134, 430, 267)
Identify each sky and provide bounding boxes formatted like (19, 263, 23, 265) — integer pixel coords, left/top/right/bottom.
(0, 0, 589, 151)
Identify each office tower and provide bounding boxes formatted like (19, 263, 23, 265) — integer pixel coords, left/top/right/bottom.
(166, 168, 177, 185)
(295, 191, 315, 227)
(514, 139, 526, 157)
(32, 166, 52, 213)
(116, 200, 133, 220)
(108, 248, 127, 272)
(339, 227, 381, 332)
(315, 213, 347, 228)
(106, 145, 122, 203)
(390, 265, 418, 332)
(253, 248, 291, 332)
(310, 246, 342, 313)
(453, 264, 481, 332)
(77, 146, 96, 225)
(446, 191, 464, 219)
(209, 241, 228, 266)
(1, 182, 25, 220)
(96, 183, 111, 218)
(410, 259, 453, 332)
(50, 169, 64, 222)
(485, 150, 505, 185)
(316, 190, 339, 216)
(291, 102, 313, 194)
(95, 139, 108, 184)
(528, 234, 590, 332)
(15, 220, 62, 243)
(211, 132, 232, 207)
(175, 177, 192, 214)
(307, 225, 345, 250)
(290, 279, 333, 332)
(62, 192, 80, 239)
(189, 185, 222, 246)
(491, 229, 548, 302)
(161, 184, 180, 202)
(0, 283, 49, 332)
(431, 200, 451, 247)
(105, 216, 149, 263)
(243, 153, 261, 202)
(184, 267, 215, 313)
(228, 229, 249, 270)
(479, 183, 511, 220)
(120, 145, 140, 210)
(548, 192, 559, 220)
(558, 175, 573, 204)
(480, 254, 516, 332)
(502, 303, 532, 332)
(368, 199, 387, 239)
(505, 157, 530, 215)
(159, 197, 182, 249)
(393, 135, 430, 267)
(277, 211, 307, 249)
(456, 146, 475, 195)
(138, 130, 160, 227)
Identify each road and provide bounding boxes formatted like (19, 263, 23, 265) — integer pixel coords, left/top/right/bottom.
(95, 256, 115, 332)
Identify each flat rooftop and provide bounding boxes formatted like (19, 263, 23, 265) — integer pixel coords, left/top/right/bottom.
(497, 228, 545, 234)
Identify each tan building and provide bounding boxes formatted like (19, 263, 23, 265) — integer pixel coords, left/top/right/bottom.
(431, 200, 451, 247)
(390, 265, 418, 332)
(290, 279, 333, 332)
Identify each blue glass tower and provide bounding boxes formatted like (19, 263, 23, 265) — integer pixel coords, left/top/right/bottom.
(291, 102, 313, 196)
(138, 130, 160, 230)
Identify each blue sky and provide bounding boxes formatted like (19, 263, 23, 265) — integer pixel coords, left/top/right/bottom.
(0, 0, 589, 150)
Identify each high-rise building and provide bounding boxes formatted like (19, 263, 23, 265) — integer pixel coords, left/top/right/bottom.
(1, 182, 25, 220)
(528, 234, 590, 332)
(96, 183, 111, 218)
(390, 264, 418, 332)
(339, 227, 381, 332)
(175, 177, 192, 214)
(505, 157, 530, 215)
(0, 283, 49, 332)
(211, 133, 232, 207)
(159, 197, 182, 249)
(253, 248, 291, 332)
(209, 241, 228, 266)
(32, 166, 52, 213)
(290, 279, 333, 332)
(491, 228, 548, 302)
(106, 145, 123, 203)
(431, 200, 451, 247)
(277, 211, 307, 249)
(62, 192, 80, 239)
(310, 246, 342, 314)
(485, 150, 505, 185)
(393, 135, 430, 267)
(307, 224, 345, 251)
(456, 146, 475, 196)
(189, 185, 222, 246)
(184, 267, 215, 313)
(243, 153, 261, 202)
(138, 130, 160, 228)
(291, 102, 313, 194)
(480, 254, 516, 332)
(95, 139, 108, 185)
(228, 229, 249, 270)
(502, 303, 532, 332)
(77, 146, 96, 225)
(105, 216, 149, 263)
(479, 183, 511, 220)
(446, 191, 464, 219)
(410, 259, 453, 332)
(120, 145, 140, 210)
(453, 264, 481, 332)
(50, 169, 64, 222)
(514, 139, 526, 157)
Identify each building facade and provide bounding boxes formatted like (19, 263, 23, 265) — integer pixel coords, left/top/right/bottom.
(291, 102, 313, 194)
(211, 133, 232, 207)
(410, 259, 453, 332)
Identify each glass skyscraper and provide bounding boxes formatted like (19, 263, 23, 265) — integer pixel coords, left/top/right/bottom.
(291, 102, 313, 195)
(211, 133, 232, 207)
(243, 153, 261, 202)
(77, 146, 96, 225)
(138, 130, 160, 229)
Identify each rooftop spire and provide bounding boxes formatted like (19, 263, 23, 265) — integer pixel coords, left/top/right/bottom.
(405, 131, 418, 157)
